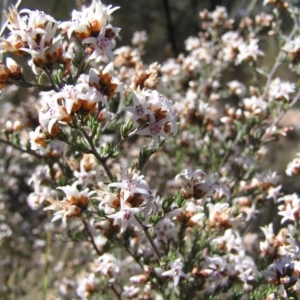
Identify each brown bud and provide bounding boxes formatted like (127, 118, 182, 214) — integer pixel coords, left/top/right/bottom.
(6, 57, 22, 80)
(0, 62, 9, 89)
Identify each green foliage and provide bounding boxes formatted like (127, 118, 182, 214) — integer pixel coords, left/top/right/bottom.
(138, 147, 156, 171)
(99, 142, 119, 158)
(120, 120, 134, 139)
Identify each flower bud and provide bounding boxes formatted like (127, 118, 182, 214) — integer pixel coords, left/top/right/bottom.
(6, 57, 22, 80)
(0, 62, 9, 90)
(13, 120, 22, 131)
(5, 120, 13, 132)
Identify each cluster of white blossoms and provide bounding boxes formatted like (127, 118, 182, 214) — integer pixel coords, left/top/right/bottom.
(2, 0, 300, 299)
(286, 153, 300, 176)
(1, 3, 178, 152)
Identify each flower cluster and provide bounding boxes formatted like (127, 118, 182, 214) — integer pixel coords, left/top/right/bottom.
(1, 1, 300, 299)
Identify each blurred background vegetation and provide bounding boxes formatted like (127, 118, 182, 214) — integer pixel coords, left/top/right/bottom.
(1, 0, 286, 61)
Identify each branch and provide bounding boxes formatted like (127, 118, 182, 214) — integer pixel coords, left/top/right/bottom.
(0, 137, 43, 159)
(261, 21, 298, 100)
(82, 218, 102, 256)
(74, 52, 88, 82)
(134, 215, 161, 263)
(262, 89, 300, 141)
(109, 283, 122, 300)
(80, 128, 115, 182)
(0, 0, 23, 37)
(43, 67, 60, 92)
(114, 236, 144, 270)
(0, 79, 53, 91)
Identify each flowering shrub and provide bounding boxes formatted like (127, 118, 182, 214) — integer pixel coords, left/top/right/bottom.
(1, 0, 300, 299)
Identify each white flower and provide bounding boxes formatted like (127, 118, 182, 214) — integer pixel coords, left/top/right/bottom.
(123, 88, 154, 122)
(175, 169, 219, 201)
(122, 286, 140, 298)
(266, 185, 282, 202)
(260, 223, 275, 240)
(153, 218, 175, 244)
(162, 258, 189, 286)
(132, 30, 148, 46)
(44, 198, 80, 225)
(92, 182, 120, 209)
(278, 203, 299, 224)
(82, 25, 120, 61)
(61, 0, 120, 40)
(95, 253, 120, 277)
(29, 126, 47, 150)
(135, 114, 168, 148)
(19, 9, 57, 27)
(240, 203, 260, 222)
(268, 78, 295, 102)
(237, 39, 264, 63)
(286, 153, 300, 176)
(76, 273, 98, 299)
(107, 170, 150, 203)
(227, 80, 246, 97)
(39, 96, 72, 134)
(88, 63, 123, 110)
(107, 203, 143, 233)
(51, 83, 89, 114)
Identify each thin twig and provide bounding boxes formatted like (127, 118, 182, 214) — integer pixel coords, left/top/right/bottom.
(74, 52, 88, 82)
(80, 128, 115, 182)
(262, 89, 300, 141)
(261, 22, 298, 100)
(0, 137, 43, 159)
(0, 0, 23, 37)
(0, 79, 53, 91)
(261, 52, 284, 100)
(113, 233, 144, 270)
(115, 233, 165, 295)
(134, 215, 161, 263)
(109, 283, 122, 300)
(82, 218, 102, 256)
(43, 68, 60, 92)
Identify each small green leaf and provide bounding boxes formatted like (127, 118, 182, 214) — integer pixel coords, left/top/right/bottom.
(100, 142, 119, 158)
(120, 121, 134, 139)
(138, 147, 156, 171)
(162, 196, 175, 214)
(176, 192, 186, 208)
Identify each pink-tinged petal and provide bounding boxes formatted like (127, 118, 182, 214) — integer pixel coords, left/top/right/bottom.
(67, 25, 76, 39)
(82, 37, 97, 45)
(136, 127, 151, 136)
(123, 107, 137, 114)
(89, 48, 101, 60)
(77, 92, 90, 100)
(173, 275, 180, 286)
(104, 48, 114, 61)
(161, 270, 173, 277)
(158, 131, 168, 139)
(107, 211, 123, 219)
(48, 118, 57, 133)
(103, 61, 114, 74)
(65, 100, 74, 114)
(134, 187, 150, 195)
(89, 68, 99, 83)
(107, 182, 125, 189)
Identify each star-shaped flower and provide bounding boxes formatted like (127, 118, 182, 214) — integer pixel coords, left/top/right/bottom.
(161, 258, 189, 286)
